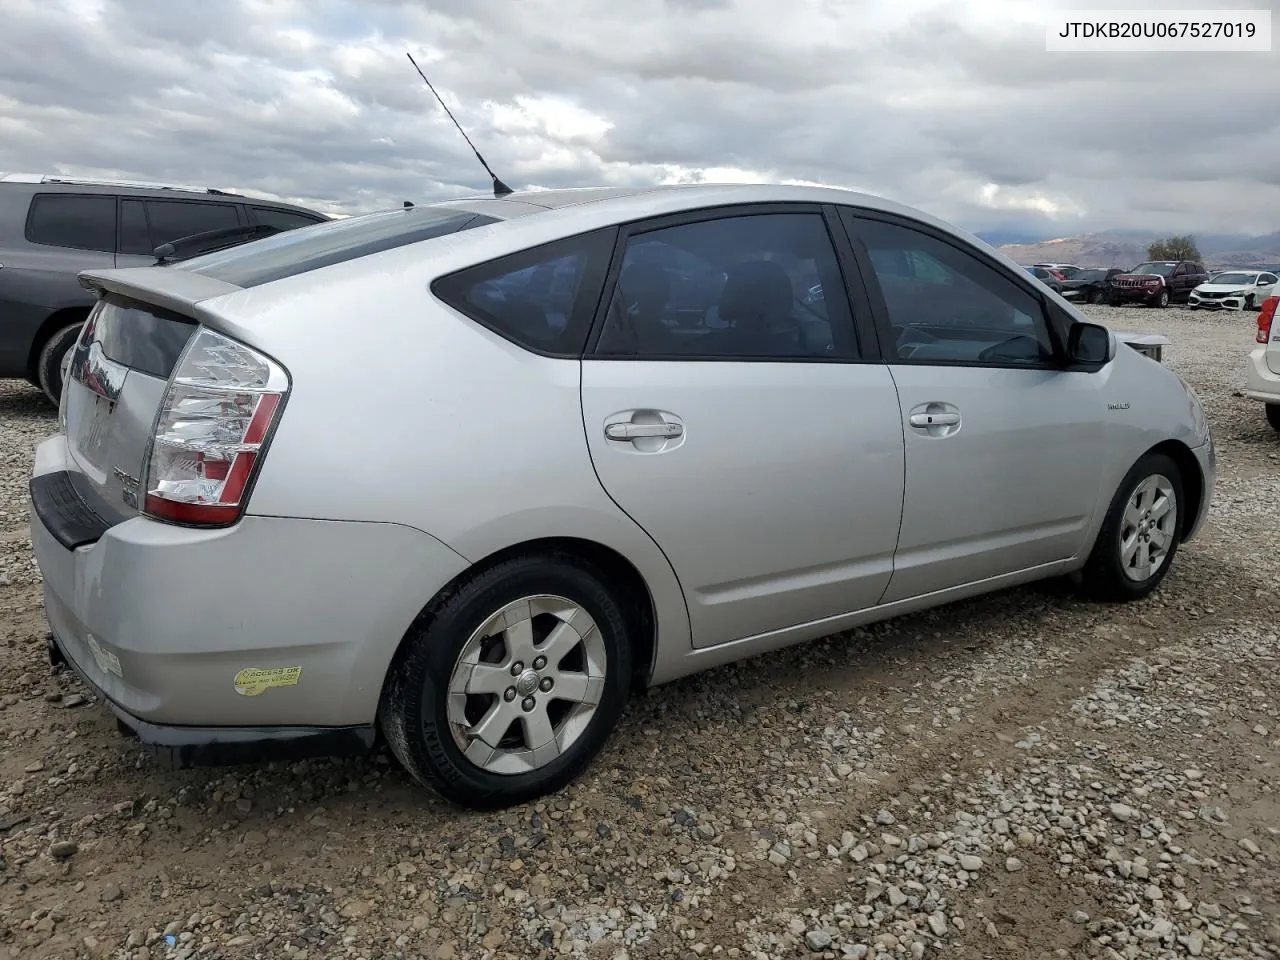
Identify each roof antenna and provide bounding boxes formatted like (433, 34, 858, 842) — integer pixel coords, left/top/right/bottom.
(406, 51, 513, 198)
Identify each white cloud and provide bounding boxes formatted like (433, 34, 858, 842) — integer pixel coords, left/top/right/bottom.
(0, 0, 1276, 236)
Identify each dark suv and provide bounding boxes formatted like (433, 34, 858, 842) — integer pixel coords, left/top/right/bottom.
(1108, 260, 1208, 308)
(1, 174, 328, 403)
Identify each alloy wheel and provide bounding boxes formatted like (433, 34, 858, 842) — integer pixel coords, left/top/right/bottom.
(1118, 475, 1178, 582)
(446, 595, 607, 775)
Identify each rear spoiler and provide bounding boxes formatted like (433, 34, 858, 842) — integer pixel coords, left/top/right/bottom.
(78, 267, 243, 321)
(1114, 331, 1169, 363)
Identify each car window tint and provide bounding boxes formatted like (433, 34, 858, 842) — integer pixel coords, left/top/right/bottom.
(119, 200, 151, 255)
(433, 229, 615, 356)
(25, 194, 116, 252)
(145, 201, 240, 247)
(594, 212, 853, 360)
(850, 216, 1053, 367)
(250, 206, 326, 231)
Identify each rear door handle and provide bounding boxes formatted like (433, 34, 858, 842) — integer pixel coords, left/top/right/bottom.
(908, 412, 960, 428)
(605, 422, 684, 441)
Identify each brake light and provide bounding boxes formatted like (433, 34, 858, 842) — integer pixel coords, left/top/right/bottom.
(1258, 297, 1279, 344)
(142, 328, 289, 527)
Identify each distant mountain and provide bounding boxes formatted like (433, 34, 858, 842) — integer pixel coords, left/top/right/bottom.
(996, 231, 1280, 269)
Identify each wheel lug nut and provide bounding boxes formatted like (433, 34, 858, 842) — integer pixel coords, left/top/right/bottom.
(540, 677, 553, 692)
(510, 661, 524, 676)
(533, 656, 547, 670)
(504, 687, 516, 702)
(521, 697, 536, 712)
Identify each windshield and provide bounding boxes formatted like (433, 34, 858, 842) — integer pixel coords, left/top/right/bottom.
(1130, 262, 1175, 276)
(1209, 272, 1255, 285)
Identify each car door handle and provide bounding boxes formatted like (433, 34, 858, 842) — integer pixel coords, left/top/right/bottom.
(605, 422, 684, 441)
(909, 412, 960, 428)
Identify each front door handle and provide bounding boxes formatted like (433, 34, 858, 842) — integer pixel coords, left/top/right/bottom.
(908, 412, 960, 428)
(605, 422, 684, 441)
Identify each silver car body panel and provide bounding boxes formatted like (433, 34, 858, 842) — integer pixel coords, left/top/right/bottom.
(36, 183, 1217, 728)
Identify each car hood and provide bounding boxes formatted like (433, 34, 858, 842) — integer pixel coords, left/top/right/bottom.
(1194, 282, 1253, 293)
(1114, 273, 1164, 281)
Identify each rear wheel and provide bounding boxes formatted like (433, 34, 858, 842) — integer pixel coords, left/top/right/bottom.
(379, 553, 633, 809)
(1266, 403, 1280, 432)
(35, 322, 84, 406)
(1087, 287, 1103, 305)
(1079, 453, 1183, 602)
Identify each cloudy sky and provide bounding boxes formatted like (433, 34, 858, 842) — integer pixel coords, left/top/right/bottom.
(1, 0, 1277, 238)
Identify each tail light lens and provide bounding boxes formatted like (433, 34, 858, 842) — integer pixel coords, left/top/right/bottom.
(1257, 297, 1279, 344)
(143, 328, 289, 527)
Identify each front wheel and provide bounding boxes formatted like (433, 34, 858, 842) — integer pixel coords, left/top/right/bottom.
(35, 323, 84, 406)
(1079, 453, 1183, 602)
(379, 554, 634, 809)
(1245, 294, 1256, 311)
(1153, 289, 1170, 308)
(1266, 403, 1280, 432)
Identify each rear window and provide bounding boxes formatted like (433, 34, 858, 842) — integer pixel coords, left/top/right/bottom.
(26, 194, 116, 252)
(91, 294, 197, 380)
(177, 207, 497, 288)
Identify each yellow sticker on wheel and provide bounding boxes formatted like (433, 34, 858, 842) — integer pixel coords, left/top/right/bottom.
(233, 666, 302, 697)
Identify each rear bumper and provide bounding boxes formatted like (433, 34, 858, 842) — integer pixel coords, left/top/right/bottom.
(30, 433, 470, 734)
(1245, 345, 1280, 403)
(45, 632, 375, 769)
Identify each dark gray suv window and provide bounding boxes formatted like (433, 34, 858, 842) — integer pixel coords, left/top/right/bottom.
(250, 206, 325, 231)
(26, 194, 116, 252)
(146, 200, 241, 247)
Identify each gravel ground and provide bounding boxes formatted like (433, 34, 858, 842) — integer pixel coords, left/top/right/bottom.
(1, 304, 1277, 960)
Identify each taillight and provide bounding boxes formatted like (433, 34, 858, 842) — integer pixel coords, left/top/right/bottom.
(1257, 297, 1278, 344)
(142, 328, 289, 527)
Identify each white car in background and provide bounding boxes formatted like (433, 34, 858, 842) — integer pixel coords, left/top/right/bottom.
(1245, 296, 1280, 431)
(1189, 270, 1278, 312)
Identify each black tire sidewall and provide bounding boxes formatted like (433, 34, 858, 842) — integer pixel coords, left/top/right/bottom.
(1157, 290, 1170, 308)
(36, 323, 83, 406)
(1266, 403, 1280, 431)
(383, 555, 633, 809)
(1084, 453, 1184, 601)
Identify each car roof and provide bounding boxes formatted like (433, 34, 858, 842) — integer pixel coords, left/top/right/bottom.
(0, 172, 323, 216)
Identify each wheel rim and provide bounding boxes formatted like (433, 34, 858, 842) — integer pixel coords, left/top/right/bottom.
(1119, 474, 1177, 582)
(446, 595, 607, 775)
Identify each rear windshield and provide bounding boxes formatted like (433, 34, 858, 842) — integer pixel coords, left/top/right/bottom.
(175, 206, 500, 288)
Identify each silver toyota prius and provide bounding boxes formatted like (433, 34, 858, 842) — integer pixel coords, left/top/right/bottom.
(28, 184, 1214, 809)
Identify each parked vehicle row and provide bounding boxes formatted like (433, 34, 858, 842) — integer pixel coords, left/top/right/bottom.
(1021, 257, 1278, 313)
(29, 182, 1215, 809)
(0, 173, 328, 404)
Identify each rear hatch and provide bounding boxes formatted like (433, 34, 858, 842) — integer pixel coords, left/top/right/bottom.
(58, 203, 516, 531)
(61, 295, 199, 526)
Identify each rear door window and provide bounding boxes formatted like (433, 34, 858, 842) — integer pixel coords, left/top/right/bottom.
(145, 200, 241, 247)
(26, 194, 117, 252)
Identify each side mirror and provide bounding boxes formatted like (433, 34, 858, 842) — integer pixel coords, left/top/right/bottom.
(1067, 321, 1113, 368)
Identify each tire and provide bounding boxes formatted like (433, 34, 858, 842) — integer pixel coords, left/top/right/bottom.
(1245, 294, 1256, 311)
(35, 322, 84, 406)
(1087, 287, 1103, 305)
(1079, 453, 1184, 603)
(379, 553, 634, 810)
(1152, 289, 1170, 308)
(1266, 403, 1280, 432)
